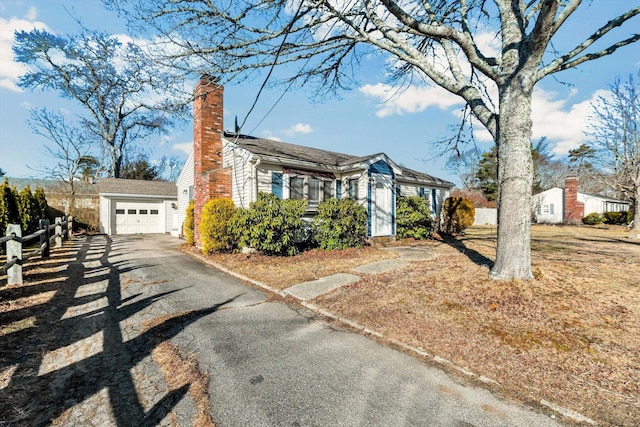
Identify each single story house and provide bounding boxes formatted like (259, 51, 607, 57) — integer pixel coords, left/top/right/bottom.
(178, 76, 454, 245)
(533, 177, 629, 224)
(98, 178, 178, 235)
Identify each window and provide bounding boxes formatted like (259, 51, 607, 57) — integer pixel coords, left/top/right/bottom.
(139, 209, 148, 215)
(290, 177, 304, 199)
(188, 186, 194, 201)
(348, 178, 358, 199)
(150, 209, 159, 215)
(308, 178, 320, 207)
(116, 209, 125, 215)
(128, 209, 136, 214)
(542, 205, 549, 214)
(323, 181, 333, 201)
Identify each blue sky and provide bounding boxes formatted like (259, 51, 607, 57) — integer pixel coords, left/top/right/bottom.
(1, 0, 639, 186)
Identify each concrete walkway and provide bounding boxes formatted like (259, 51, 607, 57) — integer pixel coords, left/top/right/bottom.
(280, 246, 434, 301)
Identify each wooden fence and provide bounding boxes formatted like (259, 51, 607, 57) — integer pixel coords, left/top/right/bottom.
(1, 216, 73, 285)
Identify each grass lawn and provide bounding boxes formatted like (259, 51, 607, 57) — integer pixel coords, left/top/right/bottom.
(208, 224, 640, 426)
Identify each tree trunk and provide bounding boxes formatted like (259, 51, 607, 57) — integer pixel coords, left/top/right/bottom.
(491, 78, 535, 280)
(632, 192, 640, 232)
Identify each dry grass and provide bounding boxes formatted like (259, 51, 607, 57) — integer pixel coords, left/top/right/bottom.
(144, 313, 216, 427)
(202, 246, 397, 290)
(313, 225, 640, 426)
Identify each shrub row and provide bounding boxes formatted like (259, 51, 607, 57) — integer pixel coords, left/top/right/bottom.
(191, 193, 473, 256)
(583, 210, 634, 225)
(1, 178, 49, 235)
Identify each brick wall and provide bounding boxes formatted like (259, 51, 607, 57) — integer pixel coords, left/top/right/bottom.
(193, 76, 231, 246)
(564, 177, 584, 224)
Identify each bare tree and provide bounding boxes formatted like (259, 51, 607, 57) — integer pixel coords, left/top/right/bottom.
(27, 108, 100, 214)
(14, 29, 187, 178)
(588, 73, 640, 231)
(110, 0, 640, 279)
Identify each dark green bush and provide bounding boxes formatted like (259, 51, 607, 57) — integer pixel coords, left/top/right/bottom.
(184, 200, 195, 245)
(0, 178, 19, 234)
(17, 186, 38, 234)
(200, 198, 236, 254)
(441, 197, 475, 234)
(33, 186, 49, 222)
(313, 198, 367, 249)
(229, 192, 307, 256)
(396, 196, 434, 240)
(583, 212, 604, 225)
(602, 211, 627, 225)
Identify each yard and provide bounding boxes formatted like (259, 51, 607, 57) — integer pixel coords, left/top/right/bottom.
(208, 224, 640, 426)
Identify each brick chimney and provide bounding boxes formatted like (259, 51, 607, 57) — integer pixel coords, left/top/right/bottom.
(563, 177, 584, 224)
(193, 75, 231, 246)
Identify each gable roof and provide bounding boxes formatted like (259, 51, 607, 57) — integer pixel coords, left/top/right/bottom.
(224, 132, 454, 188)
(98, 178, 177, 198)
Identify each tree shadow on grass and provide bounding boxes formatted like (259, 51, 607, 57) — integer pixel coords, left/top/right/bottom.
(437, 233, 495, 269)
(0, 234, 237, 426)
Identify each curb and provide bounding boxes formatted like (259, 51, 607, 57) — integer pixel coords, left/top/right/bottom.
(185, 248, 597, 426)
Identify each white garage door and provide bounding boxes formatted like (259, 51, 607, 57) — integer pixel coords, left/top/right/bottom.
(113, 200, 162, 234)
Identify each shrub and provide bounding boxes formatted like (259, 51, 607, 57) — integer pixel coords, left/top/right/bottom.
(583, 212, 604, 225)
(17, 186, 37, 234)
(396, 196, 435, 240)
(0, 178, 19, 234)
(441, 197, 475, 234)
(200, 198, 236, 254)
(184, 200, 195, 245)
(33, 186, 49, 222)
(602, 211, 626, 225)
(313, 198, 367, 249)
(627, 209, 635, 224)
(229, 192, 307, 256)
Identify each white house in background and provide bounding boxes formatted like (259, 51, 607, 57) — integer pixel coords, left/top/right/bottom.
(533, 177, 629, 224)
(98, 178, 178, 235)
(177, 76, 454, 244)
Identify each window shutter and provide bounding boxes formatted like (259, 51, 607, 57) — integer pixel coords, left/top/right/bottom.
(336, 180, 342, 199)
(272, 172, 283, 198)
(431, 188, 437, 213)
(549, 203, 555, 215)
(419, 187, 425, 197)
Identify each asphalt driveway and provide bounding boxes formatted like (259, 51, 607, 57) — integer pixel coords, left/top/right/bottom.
(1, 233, 560, 426)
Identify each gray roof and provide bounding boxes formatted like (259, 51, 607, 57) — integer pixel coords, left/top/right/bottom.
(98, 178, 177, 198)
(226, 133, 454, 188)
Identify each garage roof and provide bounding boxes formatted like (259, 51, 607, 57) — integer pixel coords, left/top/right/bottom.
(98, 178, 177, 198)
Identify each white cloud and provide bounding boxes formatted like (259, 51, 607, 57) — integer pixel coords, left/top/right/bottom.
(359, 83, 462, 118)
(0, 11, 48, 92)
(530, 88, 603, 155)
(283, 122, 313, 136)
(172, 142, 193, 155)
(260, 130, 282, 141)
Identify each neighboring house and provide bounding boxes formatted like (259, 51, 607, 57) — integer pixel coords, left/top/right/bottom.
(98, 178, 178, 235)
(533, 177, 629, 224)
(178, 76, 454, 245)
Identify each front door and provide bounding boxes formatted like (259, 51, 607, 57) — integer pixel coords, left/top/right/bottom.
(372, 173, 392, 236)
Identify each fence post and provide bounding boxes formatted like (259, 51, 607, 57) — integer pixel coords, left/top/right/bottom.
(40, 219, 50, 259)
(55, 217, 63, 248)
(6, 224, 22, 285)
(67, 216, 73, 240)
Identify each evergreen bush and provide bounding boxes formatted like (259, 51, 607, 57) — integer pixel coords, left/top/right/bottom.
(33, 186, 49, 222)
(184, 200, 195, 245)
(17, 186, 38, 234)
(313, 198, 367, 249)
(229, 192, 307, 256)
(583, 212, 604, 225)
(396, 196, 435, 240)
(0, 178, 19, 234)
(602, 211, 626, 225)
(199, 198, 236, 254)
(441, 197, 475, 234)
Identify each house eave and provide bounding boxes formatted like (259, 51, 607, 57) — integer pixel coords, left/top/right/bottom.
(99, 192, 177, 200)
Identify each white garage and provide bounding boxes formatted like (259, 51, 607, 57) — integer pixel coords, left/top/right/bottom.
(98, 178, 178, 235)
